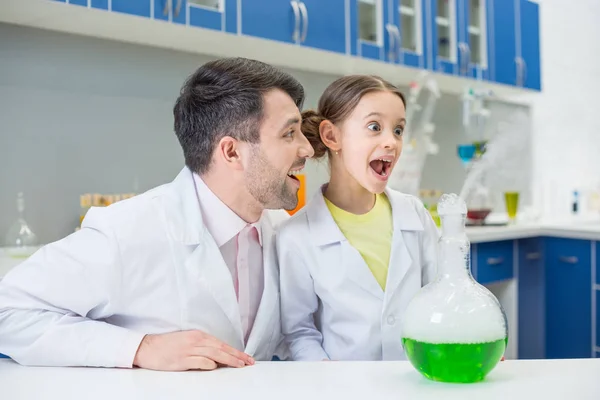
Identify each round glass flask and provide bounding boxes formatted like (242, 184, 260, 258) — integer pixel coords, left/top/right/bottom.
(401, 193, 507, 383)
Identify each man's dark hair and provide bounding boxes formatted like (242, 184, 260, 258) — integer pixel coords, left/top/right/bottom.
(173, 57, 305, 175)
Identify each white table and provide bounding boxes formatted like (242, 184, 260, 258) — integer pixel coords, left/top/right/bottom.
(1, 359, 599, 400)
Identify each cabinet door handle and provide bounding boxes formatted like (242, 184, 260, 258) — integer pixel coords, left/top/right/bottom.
(393, 25, 402, 63)
(385, 24, 396, 62)
(515, 57, 523, 86)
(465, 43, 471, 75)
(487, 257, 504, 266)
(174, 0, 182, 17)
(298, 1, 308, 43)
(459, 42, 470, 75)
(458, 42, 465, 75)
(290, 1, 301, 42)
(559, 256, 579, 264)
(163, 0, 171, 16)
(526, 252, 541, 260)
(521, 59, 528, 86)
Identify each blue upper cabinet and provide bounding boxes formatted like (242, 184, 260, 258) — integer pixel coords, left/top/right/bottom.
(544, 238, 592, 359)
(488, 0, 541, 90)
(388, 0, 427, 69)
(299, 0, 347, 54)
(427, 0, 459, 74)
(51, 0, 541, 89)
(350, 0, 392, 61)
(111, 0, 152, 17)
(489, 0, 517, 86)
(241, 0, 346, 54)
(460, 0, 490, 80)
(241, 0, 297, 45)
(154, 1, 237, 33)
(519, 0, 541, 90)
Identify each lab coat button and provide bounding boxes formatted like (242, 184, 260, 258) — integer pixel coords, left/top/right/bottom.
(387, 315, 396, 325)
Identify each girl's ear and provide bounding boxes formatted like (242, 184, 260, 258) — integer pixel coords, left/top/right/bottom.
(320, 120, 342, 152)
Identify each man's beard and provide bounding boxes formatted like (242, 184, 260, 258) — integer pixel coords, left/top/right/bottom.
(244, 147, 299, 211)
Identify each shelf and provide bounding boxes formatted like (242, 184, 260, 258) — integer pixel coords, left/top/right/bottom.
(435, 16, 450, 27)
(399, 6, 416, 17)
(0, 0, 538, 99)
(468, 26, 481, 35)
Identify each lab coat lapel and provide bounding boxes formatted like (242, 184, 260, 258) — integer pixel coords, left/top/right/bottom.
(244, 214, 277, 355)
(185, 239, 244, 348)
(167, 167, 244, 347)
(384, 189, 424, 303)
(307, 186, 384, 301)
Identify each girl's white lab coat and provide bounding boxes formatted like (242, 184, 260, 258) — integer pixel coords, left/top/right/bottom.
(277, 186, 439, 361)
(0, 167, 289, 367)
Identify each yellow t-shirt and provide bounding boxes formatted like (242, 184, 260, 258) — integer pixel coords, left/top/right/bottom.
(324, 193, 393, 291)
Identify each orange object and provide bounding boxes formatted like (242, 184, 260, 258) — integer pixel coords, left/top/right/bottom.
(287, 174, 306, 216)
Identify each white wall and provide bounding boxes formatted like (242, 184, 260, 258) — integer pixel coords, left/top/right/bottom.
(0, 23, 339, 243)
(0, 21, 532, 244)
(522, 0, 600, 219)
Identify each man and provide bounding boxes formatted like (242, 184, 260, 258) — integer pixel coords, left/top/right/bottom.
(0, 57, 314, 371)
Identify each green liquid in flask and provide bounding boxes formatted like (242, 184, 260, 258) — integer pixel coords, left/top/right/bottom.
(402, 337, 507, 383)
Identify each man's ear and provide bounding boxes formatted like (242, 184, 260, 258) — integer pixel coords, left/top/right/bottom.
(320, 120, 341, 152)
(217, 136, 244, 171)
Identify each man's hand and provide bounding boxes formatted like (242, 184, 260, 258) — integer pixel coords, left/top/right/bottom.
(133, 330, 254, 371)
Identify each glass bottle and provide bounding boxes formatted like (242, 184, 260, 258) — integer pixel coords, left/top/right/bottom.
(4, 192, 39, 258)
(401, 193, 507, 383)
(465, 183, 494, 225)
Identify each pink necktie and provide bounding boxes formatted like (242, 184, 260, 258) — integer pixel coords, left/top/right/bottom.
(235, 225, 263, 344)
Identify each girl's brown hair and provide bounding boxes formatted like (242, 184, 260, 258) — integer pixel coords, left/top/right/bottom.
(301, 75, 406, 158)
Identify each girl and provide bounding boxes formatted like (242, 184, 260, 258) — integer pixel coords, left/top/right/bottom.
(277, 75, 439, 361)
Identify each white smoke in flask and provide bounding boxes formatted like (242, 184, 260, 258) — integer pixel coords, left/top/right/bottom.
(402, 193, 508, 345)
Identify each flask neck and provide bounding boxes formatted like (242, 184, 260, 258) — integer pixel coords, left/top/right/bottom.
(437, 215, 472, 279)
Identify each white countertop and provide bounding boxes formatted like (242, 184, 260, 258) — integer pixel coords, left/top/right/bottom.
(466, 219, 600, 243)
(0, 358, 598, 399)
(2, 219, 600, 278)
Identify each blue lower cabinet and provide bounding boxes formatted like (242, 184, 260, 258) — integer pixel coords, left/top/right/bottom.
(596, 242, 600, 285)
(596, 292, 599, 349)
(545, 237, 592, 359)
(517, 238, 545, 359)
(112, 0, 152, 17)
(474, 240, 514, 285)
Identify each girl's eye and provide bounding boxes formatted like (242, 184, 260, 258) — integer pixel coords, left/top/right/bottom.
(367, 122, 381, 132)
(284, 130, 294, 138)
(394, 126, 405, 136)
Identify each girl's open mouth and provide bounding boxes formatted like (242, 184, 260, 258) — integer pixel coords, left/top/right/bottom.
(369, 159, 392, 177)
